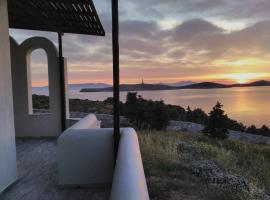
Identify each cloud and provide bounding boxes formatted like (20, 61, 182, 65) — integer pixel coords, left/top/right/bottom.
(172, 19, 224, 41)
(120, 0, 270, 23)
(10, 1, 270, 84)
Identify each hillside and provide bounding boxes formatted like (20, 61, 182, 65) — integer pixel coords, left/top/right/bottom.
(140, 130, 270, 200)
(69, 83, 111, 90)
(232, 80, 270, 87)
(178, 82, 229, 89)
(80, 83, 176, 92)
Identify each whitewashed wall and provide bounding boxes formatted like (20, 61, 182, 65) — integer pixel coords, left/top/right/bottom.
(0, 0, 17, 192)
(10, 37, 62, 137)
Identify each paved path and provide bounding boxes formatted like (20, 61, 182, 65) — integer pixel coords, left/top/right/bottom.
(2, 139, 110, 200)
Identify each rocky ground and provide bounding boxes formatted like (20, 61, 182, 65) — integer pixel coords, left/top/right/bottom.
(139, 130, 270, 200)
(177, 141, 270, 200)
(69, 111, 270, 145)
(167, 120, 270, 145)
(69, 112, 131, 128)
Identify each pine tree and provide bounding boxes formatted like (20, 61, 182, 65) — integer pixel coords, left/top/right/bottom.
(186, 106, 193, 121)
(203, 101, 229, 139)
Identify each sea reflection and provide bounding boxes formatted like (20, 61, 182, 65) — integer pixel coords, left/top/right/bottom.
(66, 86, 270, 127)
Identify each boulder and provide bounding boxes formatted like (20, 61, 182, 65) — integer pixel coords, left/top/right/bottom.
(191, 160, 223, 179)
(96, 114, 131, 128)
(252, 189, 270, 200)
(191, 160, 250, 199)
(167, 121, 204, 133)
(167, 120, 270, 145)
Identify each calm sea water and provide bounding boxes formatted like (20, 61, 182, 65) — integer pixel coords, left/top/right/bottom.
(35, 86, 270, 127)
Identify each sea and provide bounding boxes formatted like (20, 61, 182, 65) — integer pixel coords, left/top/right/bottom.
(33, 86, 270, 127)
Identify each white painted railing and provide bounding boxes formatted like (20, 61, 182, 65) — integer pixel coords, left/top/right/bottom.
(69, 113, 101, 129)
(110, 128, 149, 200)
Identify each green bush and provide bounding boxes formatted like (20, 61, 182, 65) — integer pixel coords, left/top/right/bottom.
(122, 92, 169, 130)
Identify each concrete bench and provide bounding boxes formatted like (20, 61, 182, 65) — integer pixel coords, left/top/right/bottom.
(58, 114, 113, 187)
(57, 114, 149, 199)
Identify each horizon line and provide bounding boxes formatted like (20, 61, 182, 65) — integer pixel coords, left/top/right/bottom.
(33, 79, 270, 88)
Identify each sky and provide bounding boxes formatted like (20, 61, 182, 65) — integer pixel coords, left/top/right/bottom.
(9, 0, 270, 86)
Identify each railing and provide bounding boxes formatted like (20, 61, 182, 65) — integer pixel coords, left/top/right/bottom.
(69, 114, 100, 129)
(110, 128, 149, 200)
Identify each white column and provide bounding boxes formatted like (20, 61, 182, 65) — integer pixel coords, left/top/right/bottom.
(0, 0, 17, 192)
(64, 58, 70, 119)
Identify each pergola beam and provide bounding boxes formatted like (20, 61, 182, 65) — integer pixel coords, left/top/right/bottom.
(111, 0, 120, 160)
(58, 32, 66, 131)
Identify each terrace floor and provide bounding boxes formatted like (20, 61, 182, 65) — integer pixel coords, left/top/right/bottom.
(2, 139, 110, 200)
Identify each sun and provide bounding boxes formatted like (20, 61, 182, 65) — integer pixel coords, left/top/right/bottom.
(230, 73, 266, 84)
(208, 73, 270, 84)
(237, 79, 247, 84)
(231, 74, 249, 84)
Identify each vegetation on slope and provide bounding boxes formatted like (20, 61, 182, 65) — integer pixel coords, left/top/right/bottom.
(138, 131, 270, 200)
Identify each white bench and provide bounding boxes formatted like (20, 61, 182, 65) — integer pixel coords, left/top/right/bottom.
(57, 114, 149, 199)
(57, 114, 114, 187)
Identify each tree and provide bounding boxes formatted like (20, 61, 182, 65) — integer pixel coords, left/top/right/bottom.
(186, 106, 193, 121)
(203, 102, 229, 139)
(247, 125, 257, 134)
(167, 104, 186, 121)
(258, 125, 270, 137)
(104, 97, 114, 104)
(122, 92, 169, 130)
(191, 108, 209, 125)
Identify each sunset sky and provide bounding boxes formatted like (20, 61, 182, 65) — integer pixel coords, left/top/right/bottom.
(9, 0, 270, 86)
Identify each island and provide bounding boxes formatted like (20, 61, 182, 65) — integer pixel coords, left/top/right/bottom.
(80, 80, 270, 92)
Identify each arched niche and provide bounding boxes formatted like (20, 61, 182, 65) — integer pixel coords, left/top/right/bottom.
(27, 48, 50, 114)
(10, 36, 63, 137)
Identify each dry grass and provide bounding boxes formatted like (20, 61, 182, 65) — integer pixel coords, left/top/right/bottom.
(138, 131, 270, 200)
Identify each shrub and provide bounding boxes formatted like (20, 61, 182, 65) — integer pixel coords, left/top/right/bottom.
(166, 104, 186, 121)
(191, 108, 209, 125)
(122, 92, 169, 130)
(32, 94, 50, 110)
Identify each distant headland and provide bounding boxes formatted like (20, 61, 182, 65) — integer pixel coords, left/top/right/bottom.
(80, 80, 270, 93)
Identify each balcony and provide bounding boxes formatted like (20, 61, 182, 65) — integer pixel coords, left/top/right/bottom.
(2, 114, 149, 200)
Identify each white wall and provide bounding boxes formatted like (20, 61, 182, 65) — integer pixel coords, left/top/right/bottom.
(10, 37, 62, 137)
(0, 0, 17, 192)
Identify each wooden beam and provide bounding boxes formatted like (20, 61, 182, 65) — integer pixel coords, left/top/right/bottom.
(111, 0, 120, 161)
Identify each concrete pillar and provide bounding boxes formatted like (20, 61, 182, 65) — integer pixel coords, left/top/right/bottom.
(0, 0, 17, 193)
(64, 58, 70, 120)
